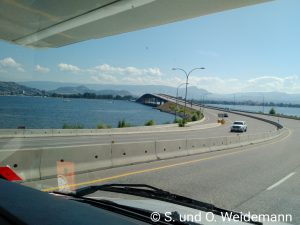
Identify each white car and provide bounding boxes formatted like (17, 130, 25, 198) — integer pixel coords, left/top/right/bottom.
(231, 121, 247, 132)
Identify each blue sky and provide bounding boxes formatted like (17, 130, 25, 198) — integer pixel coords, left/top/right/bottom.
(0, 0, 300, 94)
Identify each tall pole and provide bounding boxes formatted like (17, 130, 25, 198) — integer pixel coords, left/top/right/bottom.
(233, 94, 236, 110)
(263, 95, 265, 114)
(172, 67, 205, 119)
(175, 83, 186, 120)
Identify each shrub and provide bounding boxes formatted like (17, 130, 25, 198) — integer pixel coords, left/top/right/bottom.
(174, 118, 181, 123)
(118, 119, 131, 128)
(269, 108, 276, 115)
(97, 123, 111, 129)
(191, 114, 199, 121)
(178, 119, 187, 127)
(169, 105, 176, 111)
(62, 123, 84, 129)
(145, 120, 155, 126)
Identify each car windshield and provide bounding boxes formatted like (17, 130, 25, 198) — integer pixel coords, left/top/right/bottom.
(0, 0, 299, 225)
(233, 122, 244, 125)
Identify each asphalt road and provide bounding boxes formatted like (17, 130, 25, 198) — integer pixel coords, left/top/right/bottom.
(0, 107, 275, 150)
(25, 115, 299, 224)
(8, 100, 297, 224)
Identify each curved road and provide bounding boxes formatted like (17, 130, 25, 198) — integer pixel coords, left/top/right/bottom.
(25, 115, 300, 224)
(4, 101, 297, 223)
(0, 107, 275, 150)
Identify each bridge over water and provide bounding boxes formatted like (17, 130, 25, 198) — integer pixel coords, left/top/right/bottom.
(136, 93, 169, 106)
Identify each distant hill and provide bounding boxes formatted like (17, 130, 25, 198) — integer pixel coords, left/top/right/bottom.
(20, 81, 210, 98)
(0, 81, 43, 96)
(18, 81, 300, 104)
(52, 85, 90, 94)
(50, 85, 131, 96)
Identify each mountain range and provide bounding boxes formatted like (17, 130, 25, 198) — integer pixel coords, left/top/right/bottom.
(49, 85, 131, 96)
(20, 81, 210, 99)
(2, 81, 300, 104)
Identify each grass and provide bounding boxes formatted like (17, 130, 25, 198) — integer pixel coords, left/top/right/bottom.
(157, 102, 203, 125)
(144, 120, 155, 126)
(118, 119, 132, 128)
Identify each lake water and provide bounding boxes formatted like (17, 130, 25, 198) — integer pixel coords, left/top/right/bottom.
(206, 104, 300, 116)
(0, 96, 174, 129)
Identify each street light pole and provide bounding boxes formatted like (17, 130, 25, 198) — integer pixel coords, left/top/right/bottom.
(262, 95, 265, 114)
(175, 82, 187, 121)
(172, 67, 205, 119)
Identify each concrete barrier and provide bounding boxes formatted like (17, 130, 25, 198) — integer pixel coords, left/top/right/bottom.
(0, 149, 42, 181)
(111, 141, 156, 166)
(239, 135, 250, 146)
(51, 129, 79, 136)
(0, 129, 25, 138)
(209, 137, 228, 151)
(156, 139, 188, 160)
(187, 138, 210, 155)
(0, 128, 285, 184)
(226, 136, 241, 148)
(24, 129, 53, 137)
(40, 144, 111, 179)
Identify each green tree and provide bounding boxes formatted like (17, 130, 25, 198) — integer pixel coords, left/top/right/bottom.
(269, 108, 276, 115)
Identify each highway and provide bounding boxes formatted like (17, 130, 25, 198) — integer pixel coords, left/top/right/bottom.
(0, 107, 275, 150)
(25, 115, 299, 224)
(2, 100, 298, 223)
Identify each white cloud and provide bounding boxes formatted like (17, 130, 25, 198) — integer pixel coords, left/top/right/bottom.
(58, 63, 81, 73)
(0, 66, 6, 73)
(35, 64, 50, 73)
(0, 57, 24, 72)
(244, 75, 299, 93)
(58, 63, 162, 78)
(0, 57, 19, 67)
(91, 74, 118, 84)
(56, 61, 300, 94)
(88, 64, 162, 77)
(187, 75, 300, 94)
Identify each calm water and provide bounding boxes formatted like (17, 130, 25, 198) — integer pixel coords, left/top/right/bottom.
(0, 96, 174, 129)
(207, 104, 300, 116)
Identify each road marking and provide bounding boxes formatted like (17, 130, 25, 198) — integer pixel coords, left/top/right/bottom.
(41, 128, 291, 192)
(42, 150, 242, 192)
(1, 124, 222, 152)
(266, 172, 296, 191)
(0, 121, 219, 141)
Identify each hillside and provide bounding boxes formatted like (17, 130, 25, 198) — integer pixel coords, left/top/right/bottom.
(0, 81, 43, 96)
(50, 85, 131, 96)
(21, 81, 210, 98)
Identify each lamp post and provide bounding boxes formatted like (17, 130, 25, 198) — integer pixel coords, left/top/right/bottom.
(175, 82, 187, 121)
(172, 67, 205, 119)
(262, 95, 265, 114)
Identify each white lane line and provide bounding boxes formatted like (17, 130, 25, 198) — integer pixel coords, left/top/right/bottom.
(266, 172, 296, 191)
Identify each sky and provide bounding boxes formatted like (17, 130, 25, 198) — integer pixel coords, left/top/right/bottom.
(0, 0, 300, 94)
